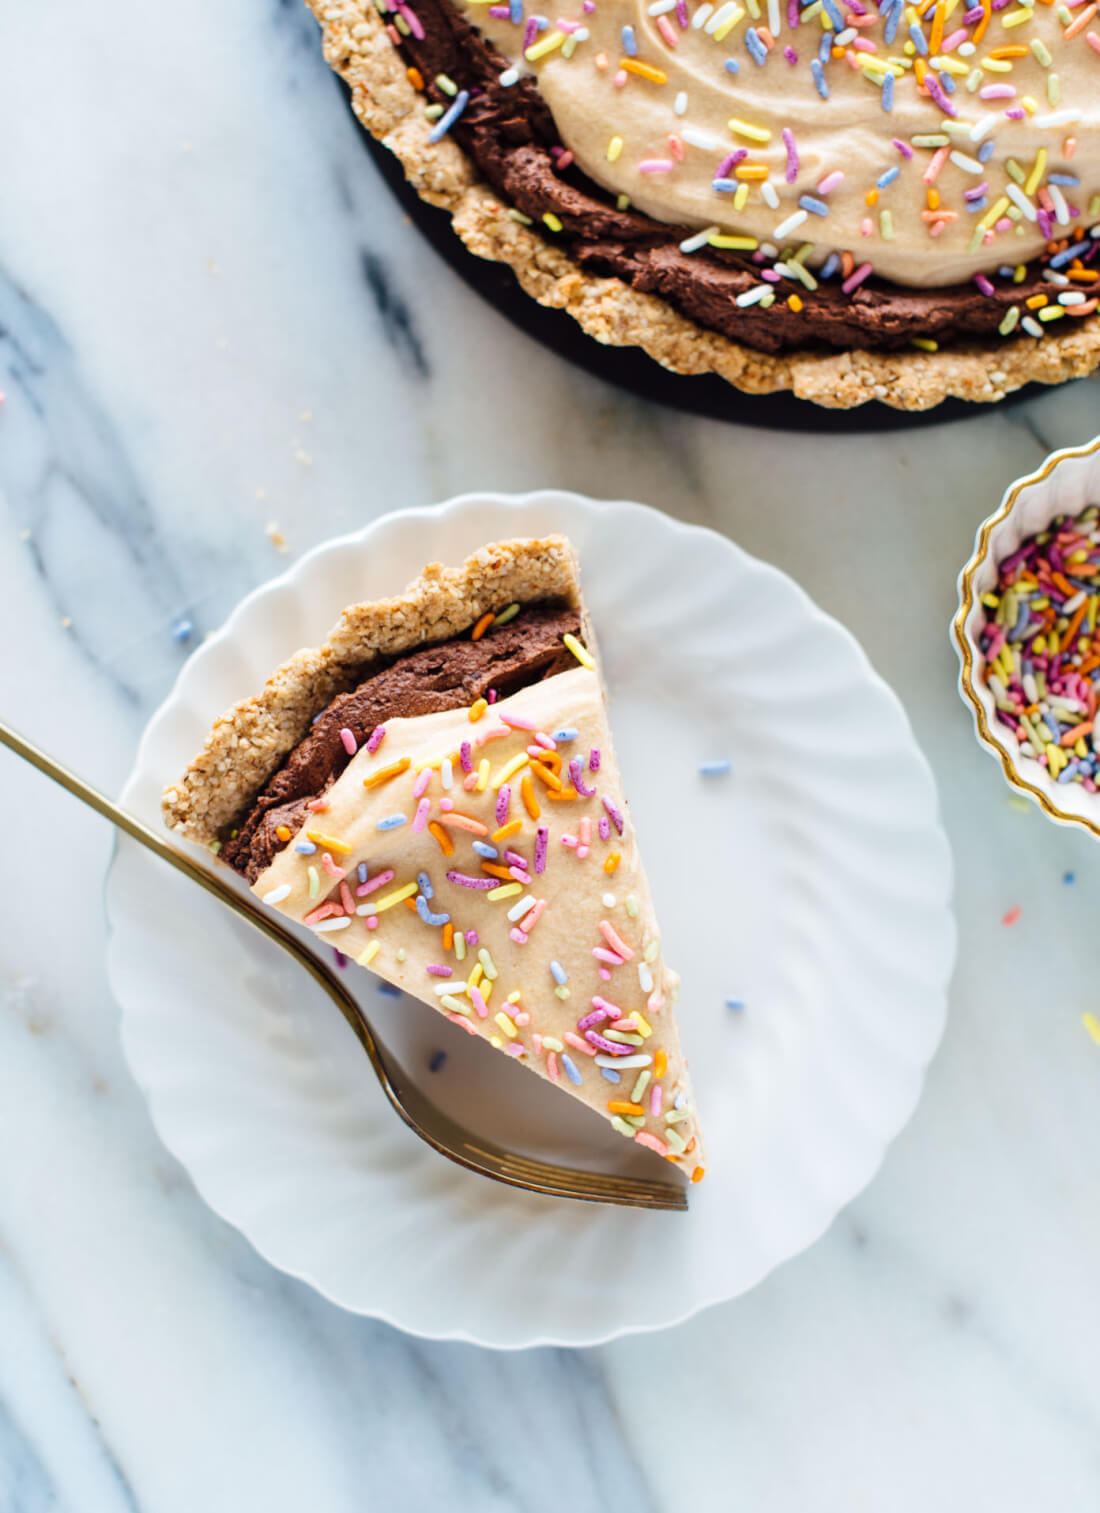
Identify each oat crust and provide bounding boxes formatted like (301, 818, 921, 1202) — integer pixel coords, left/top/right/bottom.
(163, 536, 583, 844)
(306, 0, 1100, 411)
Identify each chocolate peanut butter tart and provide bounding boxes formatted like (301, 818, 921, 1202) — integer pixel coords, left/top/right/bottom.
(306, 0, 1100, 407)
(164, 538, 704, 1179)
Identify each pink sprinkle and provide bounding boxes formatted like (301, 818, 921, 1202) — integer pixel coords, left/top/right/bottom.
(547, 1052, 560, 1082)
(974, 274, 995, 298)
(339, 727, 358, 755)
(440, 797, 455, 812)
(561, 834, 579, 849)
(717, 149, 747, 178)
(658, 14, 679, 44)
(470, 985, 489, 1017)
(941, 25, 967, 48)
(676, 0, 688, 23)
(523, 15, 538, 45)
(339, 881, 355, 915)
(980, 83, 1015, 99)
(600, 919, 635, 960)
(509, 867, 532, 884)
(466, 930, 479, 946)
(507, 1042, 526, 1056)
(496, 785, 511, 826)
(534, 732, 556, 750)
(426, 964, 452, 978)
(519, 898, 546, 934)
(1002, 906, 1021, 927)
(639, 159, 676, 173)
(504, 850, 527, 869)
(463, 772, 479, 791)
(501, 712, 535, 731)
(923, 146, 950, 185)
(412, 797, 431, 833)
(532, 1032, 544, 1054)
(397, 3, 424, 37)
(357, 868, 395, 897)
(306, 798, 329, 813)
(783, 44, 798, 61)
(613, 68, 627, 86)
(459, 741, 473, 773)
(413, 768, 432, 799)
(818, 170, 844, 194)
(564, 1031, 598, 1056)
(841, 262, 874, 295)
(509, 927, 529, 945)
(321, 852, 346, 879)
(475, 724, 510, 747)
(365, 915, 379, 930)
(447, 1012, 477, 1035)
(515, 1011, 530, 1026)
(598, 967, 611, 981)
(649, 1085, 663, 1116)
(668, 131, 685, 161)
(598, 816, 611, 841)
(1087, 30, 1100, 53)
(366, 725, 387, 755)
(593, 946, 625, 966)
(635, 1131, 668, 1156)
(487, 689, 498, 703)
(303, 902, 341, 925)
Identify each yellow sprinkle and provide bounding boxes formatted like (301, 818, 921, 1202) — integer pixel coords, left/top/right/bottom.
(468, 697, 488, 722)
(633, 1011, 653, 1039)
(371, 882, 419, 914)
(562, 632, 595, 670)
(727, 118, 771, 143)
(476, 758, 490, 791)
(707, 232, 757, 249)
(489, 1036, 503, 1049)
(487, 882, 524, 901)
(308, 865, 320, 899)
(306, 830, 352, 855)
(507, 990, 522, 1004)
(732, 183, 750, 211)
(455, 932, 466, 962)
(1083, 1012, 1100, 1046)
(357, 941, 380, 967)
(494, 1012, 518, 1039)
(525, 27, 565, 57)
(481, 978, 494, 1005)
(1025, 147, 1047, 197)
(542, 212, 563, 232)
(469, 962, 484, 989)
(479, 947, 499, 980)
(620, 57, 668, 82)
(1001, 7, 1031, 24)
(492, 752, 530, 788)
(607, 135, 624, 162)
(493, 818, 523, 842)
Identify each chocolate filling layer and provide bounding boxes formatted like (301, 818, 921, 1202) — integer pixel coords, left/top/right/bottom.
(224, 604, 581, 879)
(391, 1, 1060, 354)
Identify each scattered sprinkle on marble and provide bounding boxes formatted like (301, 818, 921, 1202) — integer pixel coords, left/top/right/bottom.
(1002, 906, 1022, 927)
(699, 759, 732, 777)
(429, 1049, 448, 1072)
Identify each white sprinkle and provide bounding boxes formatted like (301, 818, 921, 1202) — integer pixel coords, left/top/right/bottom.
(595, 1053, 653, 1068)
(648, 0, 677, 11)
(499, 67, 519, 85)
(1033, 110, 1081, 129)
(262, 883, 292, 905)
(761, 180, 780, 209)
(679, 225, 720, 253)
(773, 209, 808, 240)
(735, 284, 771, 307)
(312, 917, 351, 932)
(691, 2, 713, 25)
(639, 963, 654, 993)
(602, 892, 617, 907)
(1005, 183, 1038, 222)
(681, 125, 720, 150)
(1048, 183, 1071, 227)
(507, 893, 537, 921)
(949, 150, 984, 176)
(767, 0, 780, 30)
(434, 980, 468, 995)
(968, 113, 997, 143)
(674, 89, 688, 115)
(1059, 290, 1087, 307)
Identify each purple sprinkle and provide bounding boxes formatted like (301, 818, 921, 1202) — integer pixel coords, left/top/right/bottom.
(366, 725, 386, 754)
(426, 964, 453, 977)
(676, 0, 688, 24)
(459, 740, 473, 773)
(598, 815, 610, 841)
(783, 44, 798, 62)
(333, 949, 348, 970)
(716, 148, 747, 178)
(588, 747, 601, 772)
(496, 784, 511, 825)
(570, 758, 598, 797)
(534, 825, 549, 874)
(924, 74, 956, 117)
(974, 273, 995, 297)
(892, 137, 914, 160)
(782, 126, 798, 183)
(787, 0, 799, 22)
(429, 1050, 447, 1073)
(1038, 208, 1053, 240)
(523, 15, 538, 45)
(446, 871, 497, 890)
(602, 796, 625, 835)
(578, 1005, 616, 1030)
(466, 930, 479, 946)
(585, 1030, 632, 1056)
(505, 849, 528, 868)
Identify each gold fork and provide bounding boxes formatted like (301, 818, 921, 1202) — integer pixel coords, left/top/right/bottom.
(0, 719, 688, 1211)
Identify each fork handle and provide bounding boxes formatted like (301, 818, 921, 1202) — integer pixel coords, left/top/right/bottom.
(0, 719, 394, 1083)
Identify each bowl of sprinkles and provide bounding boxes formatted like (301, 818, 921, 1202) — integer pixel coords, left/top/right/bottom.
(954, 433, 1100, 834)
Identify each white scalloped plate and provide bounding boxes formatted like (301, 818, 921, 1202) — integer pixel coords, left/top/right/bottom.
(107, 492, 955, 1348)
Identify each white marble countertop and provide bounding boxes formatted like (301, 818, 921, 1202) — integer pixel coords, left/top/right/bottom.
(2, 2, 1100, 1508)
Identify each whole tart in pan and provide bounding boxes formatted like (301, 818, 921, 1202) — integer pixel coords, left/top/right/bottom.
(306, 0, 1100, 408)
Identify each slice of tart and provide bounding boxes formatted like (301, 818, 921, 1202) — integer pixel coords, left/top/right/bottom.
(164, 537, 704, 1180)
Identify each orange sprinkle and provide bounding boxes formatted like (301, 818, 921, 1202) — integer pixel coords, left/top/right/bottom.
(404, 896, 418, 912)
(865, 188, 879, 207)
(275, 824, 292, 842)
(545, 786, 579, 801)
(1063, 600, 1089, 649)
(926, 187, 941, 211)
(427, 821, 454, 856)
(1060, 721, 1093, 748)
(691, 1165, 705, 1184)
(654, 1049, 668, 1079)
(480, 862, 515, 881)
(1063, 2, 1096, 37)
(1065, 136, 1077, 159)
(987, 43, 1028, 55)
(1067, 299, 1100, 317)
(608, 1101, 645, 1116)
(471, 612, 495, 642)
(362, 756, 411, 789)
(735, 164, 770, 181)
(756, 24, 775, 44)
(788, 293, 803, 312)
(929, 0, 945, 53)
(620, 57, 668, 82)
(521, 775, 541, 819)
(492, 819, 523, 842)
(406, 65, 424, 89)
(442, 922, 454, 951)
(530, 759, 563, 791)
(604, 852, 621, 874)
(840, 250, 855, 277)
(1025, 293, 1049, 309)
(1051, 569, 1075, 595)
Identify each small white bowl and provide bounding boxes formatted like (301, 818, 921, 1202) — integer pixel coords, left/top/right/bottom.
(953, 434, 1100, 837)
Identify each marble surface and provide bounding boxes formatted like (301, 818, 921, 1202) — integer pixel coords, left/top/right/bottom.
(1, 1, 1099, 1508)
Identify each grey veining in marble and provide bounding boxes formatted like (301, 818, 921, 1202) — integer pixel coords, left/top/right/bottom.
(1, 0, 1100, 1509)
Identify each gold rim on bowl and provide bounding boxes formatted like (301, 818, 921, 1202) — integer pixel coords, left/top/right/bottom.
(952, 433, 1100, 840)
